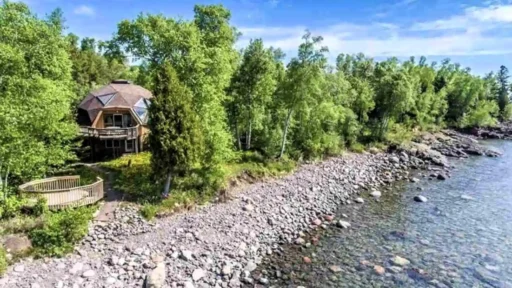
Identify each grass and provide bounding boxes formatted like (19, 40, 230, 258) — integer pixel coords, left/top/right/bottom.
(100, 151, 297, 219)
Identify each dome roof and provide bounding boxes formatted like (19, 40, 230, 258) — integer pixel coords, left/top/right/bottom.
(77, 80, 153, 125)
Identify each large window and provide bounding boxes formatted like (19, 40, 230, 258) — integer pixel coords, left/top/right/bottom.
(113, 114, 123, 127)
(105, 113, 132, 128)
(123, 114, 133, 127)
(125, 139, 134, 152)
(104, 115, 114, 127)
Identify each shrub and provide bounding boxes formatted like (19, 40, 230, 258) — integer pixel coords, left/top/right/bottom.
(140, 204, 158, 220)
(460, 100, 499, 128)
(29, 206, 94, 257)
(502, 104, 512, 121)
(0, 215, 44, 235)
(1, 196, 26, 219)
(386, 123, 414, 145)
(349, 142, 365, 153)
(32, 197, 48, 217)
(0, 247, 6, 276)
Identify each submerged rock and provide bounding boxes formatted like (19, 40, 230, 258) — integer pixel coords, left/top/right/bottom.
(414, 195, 428, 203)
(391, 256, 410, 266)
(370, 190, 382, 198)
(354, 197, 364, 204)
(337, 220, 351, 229)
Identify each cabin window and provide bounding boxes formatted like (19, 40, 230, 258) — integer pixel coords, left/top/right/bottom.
(113, 114, 123, 127)
(104, 115, 114, 127)
(125, 139, 134, 152)
(123, 114, 133, 127)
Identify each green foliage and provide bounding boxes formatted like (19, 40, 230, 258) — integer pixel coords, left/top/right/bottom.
(149, 62, 204, 196)
(386, 123, 415, 145)
(114, 5, 236, 165)
(0, 2, 78, 183)
(0, 214, 44, 235)
(0, 247, 6, 276)
(32, 197, 48, 217)
(100, 152, 156, 201)
(29, 206, 95, 257)
(1, 196, 26, 219)
(460, 100, 499, 128)
(502, 104, 512, 121)
(228, 39, 279, 150)
(349, 142, 365, 153)
(51, 166, 100, 185)
(140, 204, 158, 220)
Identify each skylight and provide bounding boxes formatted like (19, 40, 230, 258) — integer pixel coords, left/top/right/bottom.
(97, 93, 116, 106)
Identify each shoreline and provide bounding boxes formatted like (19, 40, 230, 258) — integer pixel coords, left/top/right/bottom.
(1, 130, 499, 288)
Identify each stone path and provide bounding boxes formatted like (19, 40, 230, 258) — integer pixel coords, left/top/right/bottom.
(85, 164, 124, 222)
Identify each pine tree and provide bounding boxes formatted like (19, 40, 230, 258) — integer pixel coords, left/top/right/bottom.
(148, 62, 203, 197)
(497, 65, 510, 115)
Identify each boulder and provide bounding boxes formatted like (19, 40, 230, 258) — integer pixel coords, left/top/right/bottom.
(145, 262, 166, 288)
(3, 235, 32, 254)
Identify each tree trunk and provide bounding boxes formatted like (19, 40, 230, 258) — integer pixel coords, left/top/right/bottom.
(235, 119, 242, 150)
(279, 108, 293, 159)
(247, 118, 252, 150)
(247, 94, 252, 150)
(163, 172, 172, 198)
(3, 166, 9, 200)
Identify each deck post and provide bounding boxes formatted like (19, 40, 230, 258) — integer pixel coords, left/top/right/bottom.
(135, 137, 139, 154)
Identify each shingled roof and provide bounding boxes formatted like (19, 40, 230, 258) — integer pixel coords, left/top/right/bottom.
(77, 80, 153, 126)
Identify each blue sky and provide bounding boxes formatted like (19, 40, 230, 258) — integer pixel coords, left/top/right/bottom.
(21, 0, 512, 75)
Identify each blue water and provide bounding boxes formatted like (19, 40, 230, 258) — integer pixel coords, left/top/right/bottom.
(260, 141, 512, 287)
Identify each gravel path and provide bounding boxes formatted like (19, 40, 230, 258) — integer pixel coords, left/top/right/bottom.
(1, 152, 434, 288)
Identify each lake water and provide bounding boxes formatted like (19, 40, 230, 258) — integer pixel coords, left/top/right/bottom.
(257, 141, 512, 287)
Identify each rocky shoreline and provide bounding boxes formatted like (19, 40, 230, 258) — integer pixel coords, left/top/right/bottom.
(1, 130, 499, 288)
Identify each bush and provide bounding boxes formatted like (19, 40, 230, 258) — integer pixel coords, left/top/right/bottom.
(349, 142, 365, 153)
(460, 100, 499, 128)
(0, 247, 6, 276)
(0, 214, 44, 235)
(140, 204, 158, 220)
(386, 123, 414, 145)
(29, 206, 94, 257)
(32, 197, 48, 217)
(1, 196, 26, 219)
(502, 104, 512, 121)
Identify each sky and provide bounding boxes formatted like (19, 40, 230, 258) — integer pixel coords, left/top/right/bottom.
(20, 0, 512, 75)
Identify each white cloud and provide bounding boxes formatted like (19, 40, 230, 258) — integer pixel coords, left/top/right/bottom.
(411, 4, 512, 31)
(73, 5, 95, 16)
(238, 5, 512, 59)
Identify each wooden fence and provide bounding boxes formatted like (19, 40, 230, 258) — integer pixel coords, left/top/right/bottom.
(19, 176, 104, 210)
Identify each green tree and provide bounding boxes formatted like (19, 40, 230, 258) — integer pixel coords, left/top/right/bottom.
(148, 62, 203, 196)
(371, 58, 413, 140)
(497, 65, 510, 115)
(115, 5, 236, 165)
(278, 31, 328, 158)
(228, 39, 278, 150)
(0, 2, 77, 192)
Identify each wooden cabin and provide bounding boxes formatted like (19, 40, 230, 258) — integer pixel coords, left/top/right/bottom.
(77, 80, 152, 160)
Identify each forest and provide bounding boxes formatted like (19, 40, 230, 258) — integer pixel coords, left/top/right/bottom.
(0, 0, 511, 235)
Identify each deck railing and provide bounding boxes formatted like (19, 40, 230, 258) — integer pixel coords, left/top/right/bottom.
(19, 176, 104, 210)
(79, 126, 138, 139)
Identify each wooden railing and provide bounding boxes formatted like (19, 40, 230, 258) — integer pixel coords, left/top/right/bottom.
(79, 126, 138, 139)
(19, 176, 104, 210)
